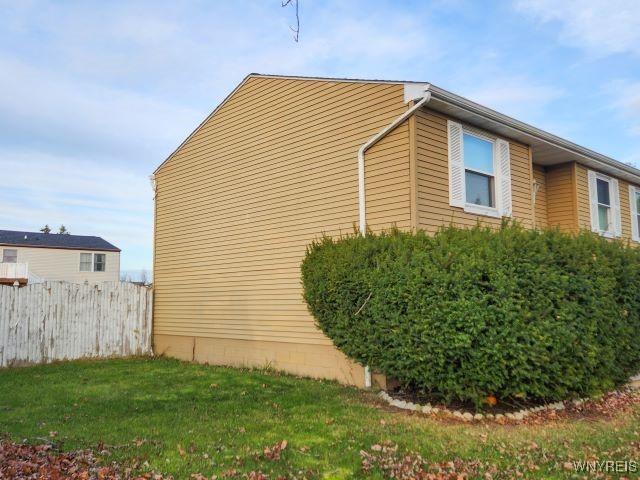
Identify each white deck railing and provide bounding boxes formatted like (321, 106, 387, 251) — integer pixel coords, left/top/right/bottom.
(0, 262, 28, 280)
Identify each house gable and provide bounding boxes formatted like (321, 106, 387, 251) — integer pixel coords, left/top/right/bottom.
(152, 74, 413, 386)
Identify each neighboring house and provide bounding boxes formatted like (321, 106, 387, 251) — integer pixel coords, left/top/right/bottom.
(151, 74, 640, 387)
(0, 230, 120, 285)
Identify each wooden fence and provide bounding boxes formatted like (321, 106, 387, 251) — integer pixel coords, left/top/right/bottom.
(0, 281, 153, 367)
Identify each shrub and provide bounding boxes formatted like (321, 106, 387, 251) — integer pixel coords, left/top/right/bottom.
(301, 222, 640, 407)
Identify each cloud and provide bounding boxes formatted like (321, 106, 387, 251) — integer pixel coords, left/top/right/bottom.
(463, 77, 564, 119)
(0, 150, 153, 268)
(2, 0, 636, 269)
(515, 0, 640, 57)
(0, 55, 201, 166)
(604, 79, 640, 136)
(0, 1, 453, 271)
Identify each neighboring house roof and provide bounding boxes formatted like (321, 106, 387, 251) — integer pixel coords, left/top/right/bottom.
(0, 230, 120, 252)
(152, 73, 640, 185)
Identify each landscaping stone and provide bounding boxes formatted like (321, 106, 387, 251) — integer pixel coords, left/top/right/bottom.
(377, 388, 638, 424)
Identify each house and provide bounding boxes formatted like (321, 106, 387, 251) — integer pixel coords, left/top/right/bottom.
(0, 230, 120, 285)
(151, 74, 640, 387)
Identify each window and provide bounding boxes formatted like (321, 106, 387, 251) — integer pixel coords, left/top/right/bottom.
(80, 253, 92, 271)
(588, 170, 620, 237)
(80, 252, 107, 272)
(94, 253, 106, 272)
(2, 249, 17, 263)
(635, 191, 640, 240)
(630, 185, 640, 242)
(463, 133, 495, 208)
(447, 120, 512, 218)
(596, 178, 611, 232)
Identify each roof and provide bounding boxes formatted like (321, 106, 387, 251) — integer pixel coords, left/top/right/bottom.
(0, 230, 120, 252)
(153, 73, 640, 184)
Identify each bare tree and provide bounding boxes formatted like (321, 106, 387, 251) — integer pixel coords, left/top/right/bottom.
(281, 0, 300, 42)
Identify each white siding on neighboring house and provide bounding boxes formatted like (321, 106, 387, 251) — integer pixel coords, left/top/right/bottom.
(1, 246, 120, 284)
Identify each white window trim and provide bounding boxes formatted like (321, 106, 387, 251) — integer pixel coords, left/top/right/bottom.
(448, 120, 512, 219)
(588, 171, 621, 238)
(79, 252, 106, 273)
(462, 129, 500, 218)
(463, 202, 500, 218)
(630, 185, 640, 242)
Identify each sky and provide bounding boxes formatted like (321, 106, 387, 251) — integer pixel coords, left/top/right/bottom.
(0, 0, 639, 273)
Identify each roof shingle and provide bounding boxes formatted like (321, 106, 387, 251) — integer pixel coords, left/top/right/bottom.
(0, 230, 120, 252)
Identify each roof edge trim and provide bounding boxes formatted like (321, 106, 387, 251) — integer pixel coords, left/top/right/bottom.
(153, 73, 640, 182)
(428, 86, 640, 182)
(152, 73, 411, 175)
(0, 243, 121, 253)
(153, 73, 255, 175)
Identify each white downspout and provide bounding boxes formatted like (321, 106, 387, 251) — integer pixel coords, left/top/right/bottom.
(358, 88, 432, 388)
(149, 174, 157, 354)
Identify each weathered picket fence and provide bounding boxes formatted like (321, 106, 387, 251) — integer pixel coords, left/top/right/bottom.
(0, 281, 153, 367)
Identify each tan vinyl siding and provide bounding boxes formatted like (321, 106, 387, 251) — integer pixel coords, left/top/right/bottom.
(153, 76, 411, 384)
(364, 122, 412, 232)
(414, 108, 533, 233)
(575, 164, 591, 232)
(619, 178, 633, 241)
(155, 74, 640, 387)
(532, 164, 548, 229)
(545, 163, 578, 232)
(575, 164, 639, 243)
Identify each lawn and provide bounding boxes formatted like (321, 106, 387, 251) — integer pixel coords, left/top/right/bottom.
(0, 358, 638, 479)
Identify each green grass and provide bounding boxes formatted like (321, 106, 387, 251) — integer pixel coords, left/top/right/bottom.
(0, 358, 638, 479)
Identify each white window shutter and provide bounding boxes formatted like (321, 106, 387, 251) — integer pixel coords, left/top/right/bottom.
(496, 139, 512, 217)
(588, 170, 599, 232)
(629, 185, 639, 241)
(447, 120, 465, 208)
(611, 178, 621, 236)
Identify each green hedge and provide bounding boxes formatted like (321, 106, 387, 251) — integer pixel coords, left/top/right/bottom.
(301, 223, 640, 407)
